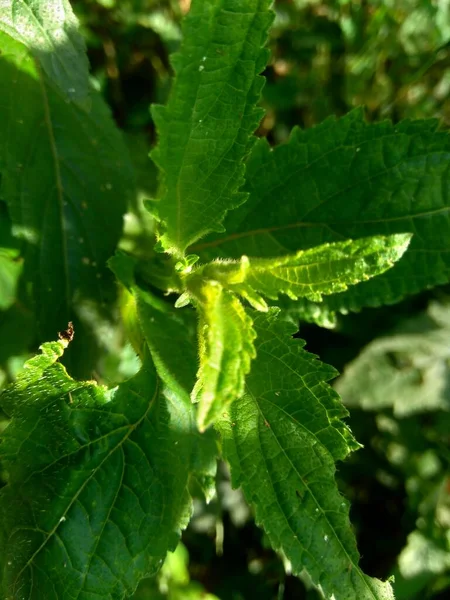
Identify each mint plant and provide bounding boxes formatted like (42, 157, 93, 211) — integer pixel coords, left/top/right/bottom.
(1, 1, 450, 599)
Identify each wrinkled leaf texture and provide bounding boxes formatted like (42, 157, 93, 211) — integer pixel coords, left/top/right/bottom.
(0, 337, 203, 600)
(193, 110, 450, 320)
(218, 310, 395, 600)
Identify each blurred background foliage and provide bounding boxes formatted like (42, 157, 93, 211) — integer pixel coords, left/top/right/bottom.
(2, 0, 450, 598)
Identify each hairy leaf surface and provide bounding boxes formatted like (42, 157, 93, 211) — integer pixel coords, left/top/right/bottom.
(0, 32, 133, 341)
(193, 110, 450, 317)
(151, 0, 273, 256)
(193, 282, 256, 432)
(218, 310, 394, 600)
(0, 338, 195, 600)
(199, 234, 410, 307)
(0, 0, 90, 102)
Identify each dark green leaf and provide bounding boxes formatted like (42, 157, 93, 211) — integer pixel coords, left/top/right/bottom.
(218, 310, 394, 600)
(336, 301, 450, 416)
(0, 0, 90, 102)
(193, 110, 450, 318)
(0, 32, 133, 341)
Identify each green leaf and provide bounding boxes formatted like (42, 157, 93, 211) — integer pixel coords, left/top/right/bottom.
(151, 0, 274, 257)
(199, 234, 411, 307)
(0, 337, 195, 599)
(0, 248, 22, 310)
(109, 252, 218, 500)
(0, 0, 90, 103)
(218, 310, 394, 600)
(336, 301, 450, 416)
(109, 251, 198, 400)
(193, 110, 450, 317)
(136, 289, 198, 403)
(135, 290, 218, 499)
(0, 32, 133, 341)
(0, 200, 22, 310)
(193, 282, 256, 432)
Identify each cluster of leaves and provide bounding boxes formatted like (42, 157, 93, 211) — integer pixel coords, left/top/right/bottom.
(1, 1, 450, 600)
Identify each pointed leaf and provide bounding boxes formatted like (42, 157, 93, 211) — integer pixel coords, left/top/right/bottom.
(200, 233, 411, 305)
(193, 282, 256, 431)
(0, 0, 90, 102)
(151, 0, 273, 256)
(218, 310, 394, 600)
(193, 110, 450, 316)
(0, 337, 195, 600)
(0, 32, 133, 340)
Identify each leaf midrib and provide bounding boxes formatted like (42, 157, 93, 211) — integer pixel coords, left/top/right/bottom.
(242, 383, 380, 600)
(172, 0, 263, 250)
(35, 59, 71, 327)
(191, 147, 450, 254)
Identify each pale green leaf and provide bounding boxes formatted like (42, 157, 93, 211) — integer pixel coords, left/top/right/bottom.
(193, 110, 450, 317)
(0, 32, 133, 341)
(336, 301, 450, 416)
(193, 282, 256, 432)
(199, 233, 411, 306)
(151, 0, 273, 256)
(0, 338, 195, 600)
(0, 0, 90, 102)
(218, 310, 394, 600)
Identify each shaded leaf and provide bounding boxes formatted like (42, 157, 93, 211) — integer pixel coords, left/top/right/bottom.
(0, 32, 133, 342)
(109, 252, 218, 500)
(0, 248, 22, 310)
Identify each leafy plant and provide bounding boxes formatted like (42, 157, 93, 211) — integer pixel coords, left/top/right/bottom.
(1, 1, 450, 599)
